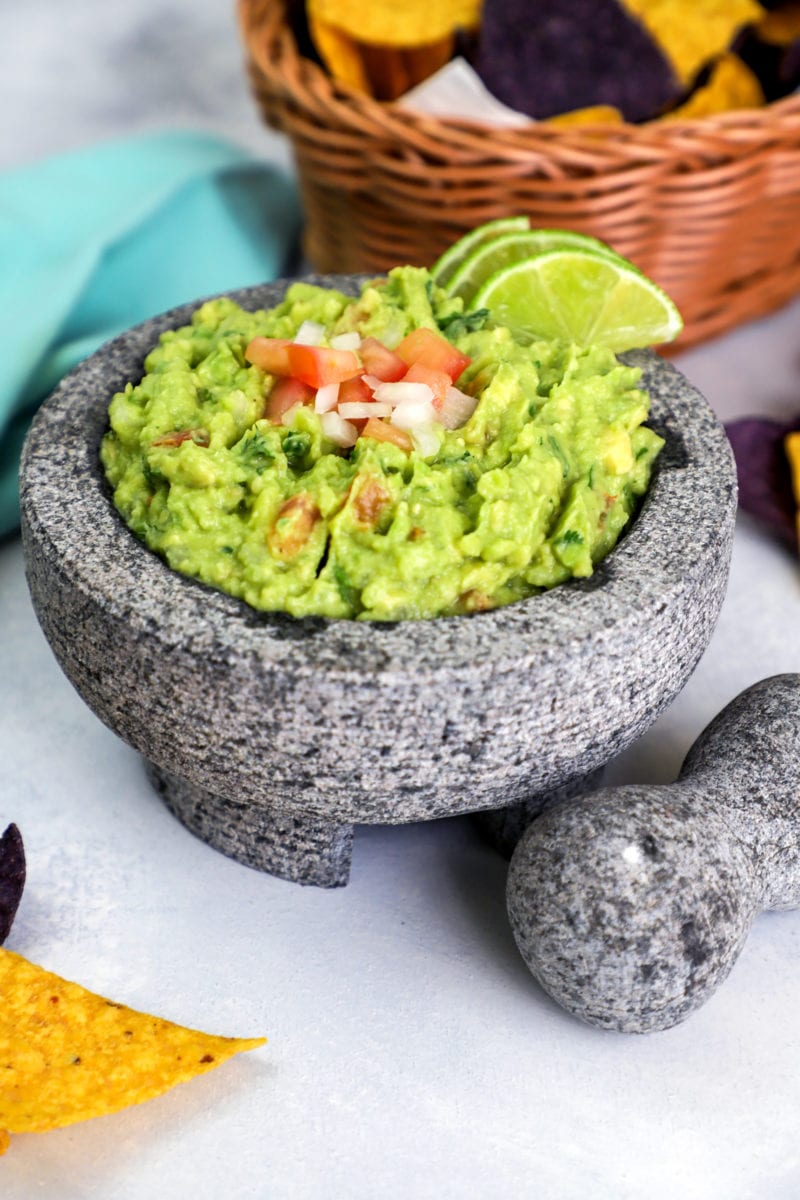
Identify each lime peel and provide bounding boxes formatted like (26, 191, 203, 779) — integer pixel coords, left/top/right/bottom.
(470, 248, 683, 352)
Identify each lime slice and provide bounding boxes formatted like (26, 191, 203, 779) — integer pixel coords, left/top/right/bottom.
(430, 216, 530, 288)
(445, 228, 628, 303)
(471, 249, 683, 352)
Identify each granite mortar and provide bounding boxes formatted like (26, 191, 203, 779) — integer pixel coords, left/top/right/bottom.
(20, 276, 737, 886)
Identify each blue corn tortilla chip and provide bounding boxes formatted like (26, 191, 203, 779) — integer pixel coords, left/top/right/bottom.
(0, 825, 25, 945)
(726, 417, 800, 547)
(474, 0, 683, 122)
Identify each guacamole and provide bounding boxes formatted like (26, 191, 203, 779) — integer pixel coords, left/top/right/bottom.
(101, 268, 663, 621)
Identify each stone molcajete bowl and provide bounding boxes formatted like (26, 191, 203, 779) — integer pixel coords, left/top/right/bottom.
(20, 276, 736, 897)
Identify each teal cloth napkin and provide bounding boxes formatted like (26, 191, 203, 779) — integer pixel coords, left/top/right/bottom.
(0, 129, 302, 538)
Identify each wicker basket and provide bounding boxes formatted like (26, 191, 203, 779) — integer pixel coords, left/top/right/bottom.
(240, 0, 800, 349)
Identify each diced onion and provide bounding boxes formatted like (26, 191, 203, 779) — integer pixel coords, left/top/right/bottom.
(373, 381, 435, 408)
(280, 402, 303, 427)
(438, 385, 479, 430)
(321, 410, 358, 447)
(411, 424, 442, 459)
(293, 320, 326, 346)
(314, 383, 340, 413)
(330, 332, 361, 351)
(361, 374, 383, 392)
(390, 397, 438, 430)
(338, 401, 392, 419)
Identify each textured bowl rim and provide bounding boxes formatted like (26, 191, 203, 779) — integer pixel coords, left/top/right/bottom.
(20, 274, 735, 683)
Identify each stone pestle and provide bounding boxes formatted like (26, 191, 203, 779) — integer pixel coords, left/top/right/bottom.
(506, 674, 800, 1033)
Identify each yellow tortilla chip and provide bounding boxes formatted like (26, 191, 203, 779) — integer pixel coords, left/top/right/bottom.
(309, 16, 371, 93)
(785, 431, 800, 546)
(662, 54, 765, 119)
(546, 105, 624, 127)
(307, 0, 480, 49)
(622, 0, 765, 83)
(357, 39, 454, 100)
(757, 1, 800, 47)
(0, 947, 264, 1149)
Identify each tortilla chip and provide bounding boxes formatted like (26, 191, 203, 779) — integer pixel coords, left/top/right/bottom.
(309, 16, 371, 92)
(785, 431, 800, 546)
(0, 824, 25, 946)
(403, 38, 456, 87)
(0, 947, 265, 1148)
(307, 0, 480, 48)
(725, 417, 800, 546)
(757, 1, 800, 46)
(622, 0, 766, 84)
(475, 0, 682, 123)
(355, 39, 453, 100)
(663, 54, 765, 119)
(546, 105, 625, 126)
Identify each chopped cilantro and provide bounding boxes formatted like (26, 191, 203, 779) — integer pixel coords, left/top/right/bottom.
(283, 431, 312, 468)
(558, 529, 584, 546)
(238, 431, 275, 473)
(439, 309, 490, 338)
(142, 459, 166, 492)
(333, 565, 361, 612)
(548, 435, 570, 478)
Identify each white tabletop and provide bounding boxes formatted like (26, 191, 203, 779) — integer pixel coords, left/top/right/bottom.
(3, 3, 800, 1197)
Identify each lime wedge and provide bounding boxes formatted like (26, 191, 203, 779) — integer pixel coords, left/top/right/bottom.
(471, 249, 683, 352)
(445, 228, 627, 303)
(430, 216, 530, 288)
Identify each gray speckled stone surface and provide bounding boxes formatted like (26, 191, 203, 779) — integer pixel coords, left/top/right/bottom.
(20, 276, 736, 886)
(507, 674, 800, 1033)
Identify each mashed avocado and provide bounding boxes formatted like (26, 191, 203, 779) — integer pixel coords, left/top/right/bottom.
(101, 267, 663, 621)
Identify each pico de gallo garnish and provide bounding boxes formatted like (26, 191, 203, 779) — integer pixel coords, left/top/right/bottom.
(101, 265, 663, 621)
(244, 322, 476, 457)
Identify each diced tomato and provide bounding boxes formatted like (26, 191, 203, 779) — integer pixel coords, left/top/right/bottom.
(351, 476, 392, 528)
(286, 344, 361, 389)
(265, 376, 315, 423)
(267, 493, 321, 559)
(338, 375, 375, 406)
(395, 327, 471, 383)
(245, 337, 293, 376)
(359, 417, 412, 453)
(358, 337, 407, 382)
(401, 362, 451, 411)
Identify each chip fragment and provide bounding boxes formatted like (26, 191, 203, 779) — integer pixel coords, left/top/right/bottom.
(738, 1, 800, 98)
(0, 824, 25, 946)
(785, 431, 800, 547)
(725, 417, 800, 546)
(755, 0, 800, 46)
(307, 0, 480, 48)
(0, 948, 265, 1152)
(545, 105, 624, 127)
(663, 54, 765, 119)
(621, 0, 765, 84)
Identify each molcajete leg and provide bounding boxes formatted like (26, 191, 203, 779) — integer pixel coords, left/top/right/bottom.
(475, 767, 606, 859)
(145, 762, 355, 887)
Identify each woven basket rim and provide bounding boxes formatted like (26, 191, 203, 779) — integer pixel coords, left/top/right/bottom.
(240, 0, 800, 155)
